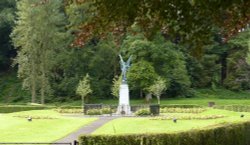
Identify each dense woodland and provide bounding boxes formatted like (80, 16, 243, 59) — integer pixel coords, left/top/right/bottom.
(0, 0, 250, 104)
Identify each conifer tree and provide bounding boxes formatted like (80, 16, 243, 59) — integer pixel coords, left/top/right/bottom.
(11, 0, 69, 104)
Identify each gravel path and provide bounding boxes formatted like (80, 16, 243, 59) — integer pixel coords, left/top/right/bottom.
(53, 117, 118, 144)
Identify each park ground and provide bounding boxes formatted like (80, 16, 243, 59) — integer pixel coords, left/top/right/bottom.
(1, 90, 250, 142)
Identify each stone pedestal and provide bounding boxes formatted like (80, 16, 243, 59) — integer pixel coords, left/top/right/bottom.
(117, 83, 131, 115)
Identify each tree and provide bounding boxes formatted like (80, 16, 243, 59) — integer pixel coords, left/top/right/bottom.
(111, 75, 122, 98)
(148, 77, 168, 105)
(73, 0, 250, 51)
(76, 74, 92, 107)
(0, 0, 16, 72)
(122, 33, 191, 97)
(11, 0, 70, 104)
(127, 60, 158, 98)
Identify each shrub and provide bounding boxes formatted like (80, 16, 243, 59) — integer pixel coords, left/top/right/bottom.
(13, 115, 57, 119)
(160, 104, 202, 108)
(86, 109, 102, 115)
(58, 106, 82, 109)
(135, 109, 151, 116)
(0, 106, 48, 113)
(150, 115, 224, 120)
(214, 105, 250, 112)
(54, 109, 83, 114)
(79, 121, 250, 145)
(160, 107, 206, 113)
(102, 108, 112, 114)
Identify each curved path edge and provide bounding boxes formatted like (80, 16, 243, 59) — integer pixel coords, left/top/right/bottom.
(54, 117, 118, 144)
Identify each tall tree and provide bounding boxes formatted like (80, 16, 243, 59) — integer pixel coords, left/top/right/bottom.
(11, 0, 70, 104)
(0, 0, 16, 72)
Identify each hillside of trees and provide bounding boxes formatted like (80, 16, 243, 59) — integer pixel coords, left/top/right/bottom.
(0, 0, 250, 104)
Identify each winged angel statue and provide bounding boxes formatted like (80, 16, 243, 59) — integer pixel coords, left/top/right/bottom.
(119, 54, 132, 82)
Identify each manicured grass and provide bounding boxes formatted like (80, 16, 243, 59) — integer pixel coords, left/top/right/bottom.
(51, 98, 250, 107)
(0, 110, 97, 142)
(55, 88, 250, 106)
(159, 98, 250, 106)
(92, 109, 250, 135)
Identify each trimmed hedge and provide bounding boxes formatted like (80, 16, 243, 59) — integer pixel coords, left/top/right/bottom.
(57, 106, 82, 109)
(160, 104, 202, 109)
(160, 107, 206, 113)
(0, 106, 48, 113)
(79, 121, 250, 145)
(54, 108, 83, 114)
(214, 105, 250, 112)
(86, 109, 102, 115)
(135, 109, 151, 116)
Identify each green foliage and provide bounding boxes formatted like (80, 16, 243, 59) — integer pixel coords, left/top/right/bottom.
(148, 77, 168, 104)
(111, 75, 122, 98)
(101, 108, 112, 114)
(123, 33, 190, 97)
(76, 74, 92, 103)
(160, 107, 206, 113)
(0, 72, 30, 103)
(224, 46, 250, 90)
(0, 106, 47, 113)
(135, 109, 151, 116)
(151, 115, 224, 120)
(214, 105, 250, 112)
(54, 108, 83, 114)
(11, 0, 70, 103)
(127, 60, 158, 92)
(89, 39, 119, 98)
(160, 104, 202, 108)
(86, 109, 102, 115)
(79, 121, 250, 145)
(85, 0, 250, 52)
(0, 0, 16, 72)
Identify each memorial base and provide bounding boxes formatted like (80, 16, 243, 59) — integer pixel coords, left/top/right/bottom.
(117, 83, 131, 115)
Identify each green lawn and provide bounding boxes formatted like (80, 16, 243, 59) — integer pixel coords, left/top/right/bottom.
(93, 109, 250, 135)
(54, 88, 250, 106)
(49, 98, 250, 107)
(0, 110, 97, 142)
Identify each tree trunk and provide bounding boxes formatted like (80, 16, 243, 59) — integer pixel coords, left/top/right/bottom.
(157, 95, 160, 105)
(41, 64, 45, 104)
(31, 60, 36, 103)
(140, 90, 143, 98)
(221, 52, 227, 85)
(82, 96, 84, 111)
(146, 93, 152, 103)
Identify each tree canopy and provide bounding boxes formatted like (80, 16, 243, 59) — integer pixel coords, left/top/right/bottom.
(0, 0, 250, 103)
(73, 0, 250, 48)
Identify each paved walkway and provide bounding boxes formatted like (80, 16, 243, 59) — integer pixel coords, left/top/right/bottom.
(54, 117, 118, 144)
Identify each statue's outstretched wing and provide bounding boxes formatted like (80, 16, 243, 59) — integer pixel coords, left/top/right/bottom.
(126, 55, 132, 66)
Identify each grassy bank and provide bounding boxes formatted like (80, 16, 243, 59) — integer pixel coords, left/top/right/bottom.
(0, 110, 97, 142)
(92, 109, 249, 135)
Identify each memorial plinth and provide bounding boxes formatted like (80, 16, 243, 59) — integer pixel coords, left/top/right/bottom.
(117, 82, 131, 115)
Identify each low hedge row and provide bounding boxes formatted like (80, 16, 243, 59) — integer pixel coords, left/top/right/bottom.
(0, 106, 48, 113)
(214, 105, 250, 112)
(160, 107, 206, 113)
(135, 109, 151, 116)
(79, 121, 250, 145)
(86, 108, 113, 115)
(160, 104, 202, 109)
(57, 106, 82, 109)
(54, 108, 83, 114)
